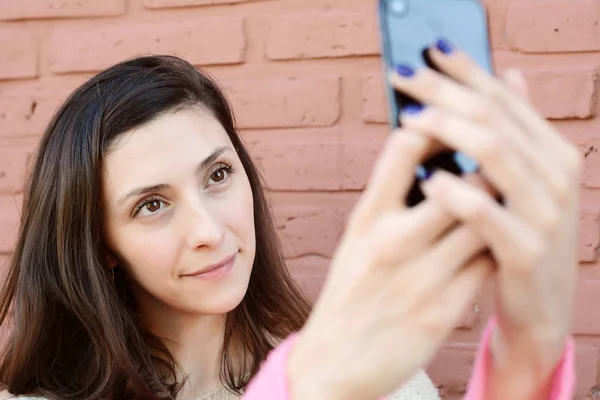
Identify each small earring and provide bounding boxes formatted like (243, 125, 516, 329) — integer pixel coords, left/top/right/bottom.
(111, 269, 115, 281)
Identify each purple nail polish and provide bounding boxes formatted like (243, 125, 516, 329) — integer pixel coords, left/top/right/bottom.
(395, 64, 415, 78)
(436, 38, 454, 54)
(423, 169, 435, 180)
(402, 104, 425, 115)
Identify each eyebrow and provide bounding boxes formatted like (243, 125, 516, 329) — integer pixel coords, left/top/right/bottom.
(117, 146, 233, 205)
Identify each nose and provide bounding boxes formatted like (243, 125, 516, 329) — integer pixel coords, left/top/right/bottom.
(181, 197, 225, 250)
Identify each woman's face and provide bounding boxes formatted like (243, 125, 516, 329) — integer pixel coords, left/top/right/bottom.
(102, 107, 255, 318)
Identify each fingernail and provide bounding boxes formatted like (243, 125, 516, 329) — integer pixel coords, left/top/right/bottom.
(435, 38, 454, 54)
(395, 64, 415, 78)
(402, 104, 425, 115)
(422, 169, 435, 180)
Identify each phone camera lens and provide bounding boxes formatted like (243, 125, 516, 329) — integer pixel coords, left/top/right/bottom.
(389, 0, 409, 16)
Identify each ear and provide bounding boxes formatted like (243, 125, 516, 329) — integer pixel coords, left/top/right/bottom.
(105, 251, 118, 269)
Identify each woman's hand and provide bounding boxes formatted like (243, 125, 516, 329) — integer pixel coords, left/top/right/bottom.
(287, 129, 494, 400)
(390, 38, 581, 399)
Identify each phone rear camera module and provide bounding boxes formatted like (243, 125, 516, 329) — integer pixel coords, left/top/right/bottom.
(389, 0, 409, 17)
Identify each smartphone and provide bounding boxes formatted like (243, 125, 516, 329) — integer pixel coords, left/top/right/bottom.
(378, 0, 494, 207)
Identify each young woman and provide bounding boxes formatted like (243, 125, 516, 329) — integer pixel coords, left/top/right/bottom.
(0, 39, 579, 400)
(0, 55, 438, 399)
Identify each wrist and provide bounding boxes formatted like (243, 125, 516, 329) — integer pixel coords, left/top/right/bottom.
(492, 325, 567, 373)
(489, 326, 568, 400)
(287, 332, 345, 400)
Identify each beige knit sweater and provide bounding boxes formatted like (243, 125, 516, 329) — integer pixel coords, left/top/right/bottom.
(1, 369, 440, 399)
(197, 369, 440, 399)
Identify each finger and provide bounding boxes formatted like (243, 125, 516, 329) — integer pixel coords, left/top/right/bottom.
(422, 171, 552, 274)
(503, 68, 531, 103)
(400, 107, 555, 223)
(418, 253, 494, 335)
(400, 224, 487, 304)
(389, 66, 542, 172)
(395, 71, 572, 204)
(368, 173, 497, 268)
(350, 130, 431, 229)
(389, 66, 533, 148)
(369, 201, 457, 265)
(426, 42, 579, 168)
(463, 173, 499, 199)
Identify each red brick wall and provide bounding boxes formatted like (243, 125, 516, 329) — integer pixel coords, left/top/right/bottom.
(0, 0, 599, 398)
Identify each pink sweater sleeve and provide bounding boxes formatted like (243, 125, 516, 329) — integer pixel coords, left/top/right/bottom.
(464, 317, 576, 400)
(242, 333, 300, 400)
(243, 318, 575, 400)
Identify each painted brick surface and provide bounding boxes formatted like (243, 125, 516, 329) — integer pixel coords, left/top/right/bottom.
(144, 0, 255, 8)
(1, 0, 599, 397)
(48, 18, 246, 73)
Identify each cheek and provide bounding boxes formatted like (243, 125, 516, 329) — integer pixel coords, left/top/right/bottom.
(115, 228, 179, 282)
(219, 178, 255, 253)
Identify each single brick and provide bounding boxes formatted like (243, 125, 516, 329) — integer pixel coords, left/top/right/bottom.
(362, 73, 388, 124)
(266, 8, 380, 60)
(0, 0, 125, 20)
(226, 76, 340, 129)
(49, 17, 246, 73)
(243, 130, 342, 191)
(506, 0, 600, 53)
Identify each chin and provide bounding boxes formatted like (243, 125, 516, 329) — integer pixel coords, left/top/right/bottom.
(199, 283, 249, 315)
(191, 261, 253, 315)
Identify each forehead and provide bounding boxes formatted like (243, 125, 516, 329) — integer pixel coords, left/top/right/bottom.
(108, 107, 230, 158)
(102, 108, 234, 194)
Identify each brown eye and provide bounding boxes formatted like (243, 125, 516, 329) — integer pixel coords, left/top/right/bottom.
(210, 166, 231, 184)
(145, 200, 162, 213)
(213, 169, 226, 182)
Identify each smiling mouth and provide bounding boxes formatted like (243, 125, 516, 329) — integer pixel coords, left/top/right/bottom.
(182, 253, 237, 280)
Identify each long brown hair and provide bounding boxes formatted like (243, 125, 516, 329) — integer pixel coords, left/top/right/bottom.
(0, 55, 311, 399)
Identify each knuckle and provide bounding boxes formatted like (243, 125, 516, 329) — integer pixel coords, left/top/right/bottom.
(488, 81, 510, 103)
(370, 218, 406, 266)
(508, 237, 545, 275)
(537, 206, 560, 234)
(463, 193, 492, 223)
(392, 130, 429, 157)
(469, 97, 498, 125)
(473, 133, 504, 165)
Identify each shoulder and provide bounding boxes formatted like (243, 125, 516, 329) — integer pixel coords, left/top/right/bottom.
(0, 391, 46, 400)
(387, 369, 440, 400)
